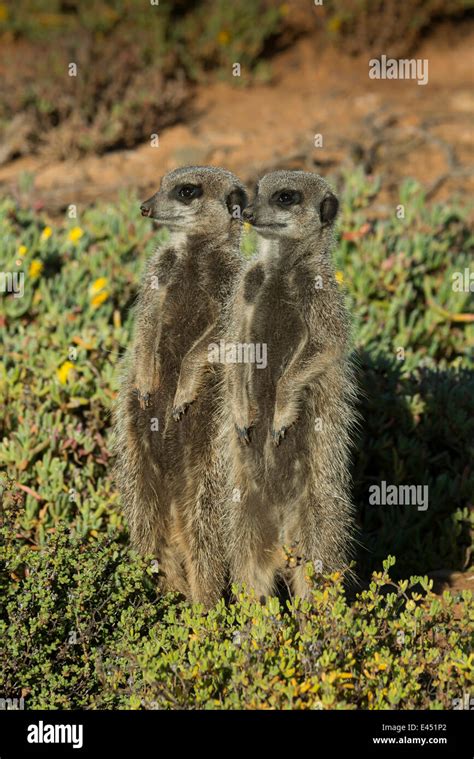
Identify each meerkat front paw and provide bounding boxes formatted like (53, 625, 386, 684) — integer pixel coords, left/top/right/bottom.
(134, 363, 160, 410)
(271, 425, 288, 445)
(235, 423, 252, 444)
(135, 388, 152, 409)
(271, 409, 297, 446)
(172, 401, 193, 421)
(233, 409, 256, 444)
(172, 384, 196, 422)
(233, 400, 257, 444)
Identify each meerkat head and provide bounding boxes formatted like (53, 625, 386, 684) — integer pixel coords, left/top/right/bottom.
(242, 170, 339, 240)
(140, 166, 248, 236)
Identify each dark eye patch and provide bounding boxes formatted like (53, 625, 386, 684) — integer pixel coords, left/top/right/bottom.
(171, 183, 203, 204)
(271, 189, 302, 207)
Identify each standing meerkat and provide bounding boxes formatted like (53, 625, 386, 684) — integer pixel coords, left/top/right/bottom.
(222, 170, 357, 600)
(114, 166, 247, 607)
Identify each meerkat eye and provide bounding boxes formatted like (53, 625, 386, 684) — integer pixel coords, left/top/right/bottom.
(178, 184, 199, 199)
(273, 190, 302, 207)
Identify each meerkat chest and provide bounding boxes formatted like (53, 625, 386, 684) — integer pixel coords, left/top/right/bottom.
(155, 245, 216, 353)
(263, 267, 302, 324)
(242, 264, 305, 373)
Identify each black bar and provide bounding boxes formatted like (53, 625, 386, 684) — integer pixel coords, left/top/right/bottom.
(0, 709, 471, 757)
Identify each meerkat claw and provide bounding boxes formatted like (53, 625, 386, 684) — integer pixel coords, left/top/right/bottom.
(272, 426, 287, 445)
(137, 390, 151, 409)
(172, 403, 189, 421)
(236, 425, 251, 444)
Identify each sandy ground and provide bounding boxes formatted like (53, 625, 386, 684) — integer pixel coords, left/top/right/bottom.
(1, 25, 473, 215)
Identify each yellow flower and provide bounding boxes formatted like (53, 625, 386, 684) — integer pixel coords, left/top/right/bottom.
(89, 277, 108, 296)
(335, 270, 344, 285)
(57, 361, 75, 385)
(217, 30, 230, 45)
(68, 226, 84, 243)
(91, 290, 109, 308)
(243, 222, 252, 232)
(40, 226, 52, 241)
(29, 259, 44, 280)
(0, 4, 8, 23)
(89, 279, 109, 308)
(18, 245, 28, 256)
(328, 16, 343, 34)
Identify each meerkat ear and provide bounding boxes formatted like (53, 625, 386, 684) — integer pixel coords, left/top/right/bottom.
(320, 192, 339, 225)
(226, 186, 248, 220)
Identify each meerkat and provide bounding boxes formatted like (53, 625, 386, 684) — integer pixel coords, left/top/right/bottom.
(113, 166, 247, 607)
(221, 170, 357, 600)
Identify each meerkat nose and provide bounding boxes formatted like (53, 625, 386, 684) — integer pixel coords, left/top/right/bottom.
(242, 207, 256, 223)
(140, 203, 151, 217)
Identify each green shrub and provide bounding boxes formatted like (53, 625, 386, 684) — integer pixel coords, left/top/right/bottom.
(0, 0, 285, 160)
(0, 531, 471, 710)
(326, 0, 473, 57)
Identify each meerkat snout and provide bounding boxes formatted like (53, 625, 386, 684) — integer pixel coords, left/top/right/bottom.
(247, 170, 339, 240)
(140, 200, 152, 217)
(242, 205, 256, 224)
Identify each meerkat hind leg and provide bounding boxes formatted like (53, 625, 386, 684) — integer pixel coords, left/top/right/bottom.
(230, 496, 282, 601)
